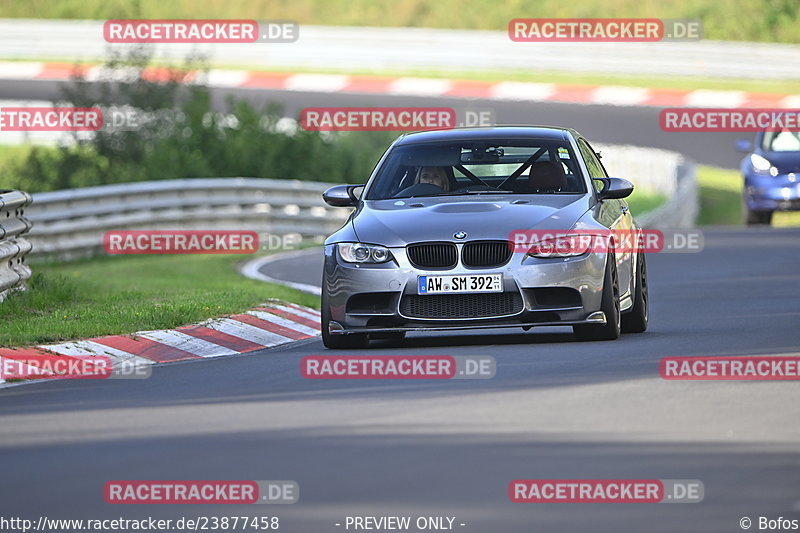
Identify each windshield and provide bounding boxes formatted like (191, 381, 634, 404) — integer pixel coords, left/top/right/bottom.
(762, 130, 800, 152)
(365, 139, 586, 200)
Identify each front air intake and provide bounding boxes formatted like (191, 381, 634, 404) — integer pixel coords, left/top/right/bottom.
(400, 292, 523, 319)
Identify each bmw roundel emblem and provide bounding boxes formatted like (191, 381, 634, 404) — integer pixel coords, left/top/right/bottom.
(454, 231, 467, 240)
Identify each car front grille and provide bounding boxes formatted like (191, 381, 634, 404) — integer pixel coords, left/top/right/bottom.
(407, 243, 457, 269)
(400, 292, 524, 319)
(462, 240, 512, 267)
(407, 241, 512, 269)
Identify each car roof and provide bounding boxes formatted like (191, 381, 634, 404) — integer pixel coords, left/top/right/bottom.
(393, 125, 579, 145)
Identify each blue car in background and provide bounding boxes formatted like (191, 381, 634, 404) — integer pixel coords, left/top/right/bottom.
(737, 130, 800, 225)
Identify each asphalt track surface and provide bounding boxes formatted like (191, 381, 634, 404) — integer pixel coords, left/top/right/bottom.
(1, 226, 799, 532)
(0, 79, 746, 168)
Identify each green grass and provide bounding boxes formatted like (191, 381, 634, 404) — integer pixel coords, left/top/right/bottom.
(695, 164, 800, 226)
(0, 253, 319, 347)
(0, 0, 798, 44)
(774, 211, 800, 227)
(696, 165, 744, 225)
(626, 190, 667, 214)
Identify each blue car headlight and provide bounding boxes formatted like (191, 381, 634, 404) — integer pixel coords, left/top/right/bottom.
(750, 154, 778, 176)
(338, 243, 393, 263)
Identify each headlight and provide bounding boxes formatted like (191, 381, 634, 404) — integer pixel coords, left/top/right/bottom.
(338, 243, 393, 263)
(527, 234, 597, 258)
(750, 153, 777, 175)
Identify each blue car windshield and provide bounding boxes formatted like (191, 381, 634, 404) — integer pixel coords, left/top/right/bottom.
(366, 140, 587, 200)
(762, 130, 800, 152)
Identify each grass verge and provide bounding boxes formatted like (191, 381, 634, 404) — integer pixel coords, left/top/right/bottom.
(0, 253, 319, 347)
(0, 0, 799, 43)
(627, 190, 667, 215)
(696, 165, 744, 225)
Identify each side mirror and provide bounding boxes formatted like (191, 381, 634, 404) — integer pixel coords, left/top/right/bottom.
(595, 177, 634, 200)
(322, 184, 364, 207)
(736, 139, 753, 153)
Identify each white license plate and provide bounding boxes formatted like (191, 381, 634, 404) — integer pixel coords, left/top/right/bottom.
(418, 274, 502, 294)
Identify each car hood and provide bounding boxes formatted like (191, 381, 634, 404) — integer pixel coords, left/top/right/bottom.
(762, 151, 800, 174)
(352, 195, 590, 246)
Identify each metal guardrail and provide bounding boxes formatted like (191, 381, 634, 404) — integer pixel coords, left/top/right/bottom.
(24, 145, 695, 258)
(594, 143, 682, 196)
(0, 189, 33, 302)
(594, 143, 698, 229)
(635, 158, 698, 229)
(26, 178, 350, 258)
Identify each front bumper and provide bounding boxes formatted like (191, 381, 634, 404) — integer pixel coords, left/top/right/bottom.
(323, 243, 607, 335)
(744, 173, 800, 211)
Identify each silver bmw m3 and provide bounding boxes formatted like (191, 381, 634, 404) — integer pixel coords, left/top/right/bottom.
(320, 126, 648, 348)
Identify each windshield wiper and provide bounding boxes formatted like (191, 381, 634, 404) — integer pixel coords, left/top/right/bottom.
(402, 190, 513, 198)
(393, 190, 514, 199)
(404, 193, 454, 198)
(458, 189, 514, 195)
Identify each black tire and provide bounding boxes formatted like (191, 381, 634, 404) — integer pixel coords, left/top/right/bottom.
(621, 252, 648, 333)
(321, 287, 369, 349)
(573, 252, 621, 342)
(746, 209, 773, 226)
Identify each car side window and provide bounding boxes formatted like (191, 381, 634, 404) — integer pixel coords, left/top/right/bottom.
(577, 138, 607, 192)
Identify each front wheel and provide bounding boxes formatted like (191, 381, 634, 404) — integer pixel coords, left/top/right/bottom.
(745, 209, 773, 225)
(573, 252, 621, 342)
